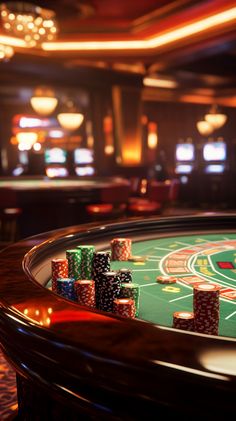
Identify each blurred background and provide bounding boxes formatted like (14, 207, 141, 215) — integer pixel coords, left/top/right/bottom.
(0, 0, 236, 241)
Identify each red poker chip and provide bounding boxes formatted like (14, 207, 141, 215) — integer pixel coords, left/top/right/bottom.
(113, 298, 135, 318)
(156, 276, 177, 284)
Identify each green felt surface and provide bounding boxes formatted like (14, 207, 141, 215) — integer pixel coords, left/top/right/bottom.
(47, 233, 236, 338)
(111, 233, 236, 338)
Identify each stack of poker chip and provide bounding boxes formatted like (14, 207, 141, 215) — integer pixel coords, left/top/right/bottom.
(99, 271, 121, 312)
(193, 283, 220, 335)
(51, 258, 68, 292)
(77, 245, 95, 279)
(66, 249, 82, 280)
(92, 251, 110, 308)
(110, 238, 132, 261)
(172, 311, 195, 331)
(113, 298, 136, 319)
(118, 268, 132, 284)
(119, 283, 140, 317)
(74, 280, 95, 308)
(56, 277, 76, 301)
(156, 275, 177, 284)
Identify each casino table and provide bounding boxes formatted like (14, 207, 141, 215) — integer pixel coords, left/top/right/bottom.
(0, 175, 130, 236)
(0, 214, 236, 420)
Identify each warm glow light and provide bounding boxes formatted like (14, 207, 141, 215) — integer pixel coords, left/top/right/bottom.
(0, 2, 58, 46)
(144, 77, 178, 89)
(30, 96, 58, 116)
(104, 145, 114, 155)
(33, 142, 41, 151)
(148, 133, 158, 149)
(0, 43, 14, 60)
(205, 113, 227, 129)
(199, 349, 236, 376)
(196, 120, 214, 136)
(57, 112, 84, 131)
(122, 145, 141, 165)
(0, 34, 26, 47)
(16, 131, 38, 150)
(147, 122, 158, 149)
(42, 7, 236, 52)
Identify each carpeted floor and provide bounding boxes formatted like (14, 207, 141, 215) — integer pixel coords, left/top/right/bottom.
(0, 349, 18, 420)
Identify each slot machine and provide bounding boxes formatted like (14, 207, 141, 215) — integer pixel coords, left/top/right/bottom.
(12, 151, 29, 176)
(199, 138, 228, 205)
(202, 138, 227, 175)
(174, 139, 195, 202)
(73, 148, 95, 176)
(44, 147, 69, 178)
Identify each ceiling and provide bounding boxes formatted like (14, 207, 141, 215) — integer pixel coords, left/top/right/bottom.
(0, 0, 236, 106)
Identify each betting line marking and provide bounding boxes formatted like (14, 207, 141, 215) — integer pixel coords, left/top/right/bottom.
(154, 247, 173, 251)
(139, 282, 157, 288)
(146, 254, 163, 258)
(175, 241, 193, 246)
(190, 254, 236, 289)
(169, 293, 193, 302)
(225, 310, 236, 320)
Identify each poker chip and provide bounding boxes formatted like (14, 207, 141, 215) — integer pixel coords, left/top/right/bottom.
(77, 245, 95, 279)
(56, 277, 76, 301)
(193, 283, 220, 335)
(113, 298, 136, 318)
(51, 258, 68, 292)
(110, 238, 132, 261)
(119, 282, 140, 317)
(156, 275, 177, 284)
(92, 251, 111, 307)
(172, 311, 194, 331)
(118, 268, 132, 283)
(66, 249, 82, 279)
(74, 280, 95, 308)
(99, 271, 121, 312)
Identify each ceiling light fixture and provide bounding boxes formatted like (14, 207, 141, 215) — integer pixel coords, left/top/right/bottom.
(42, 6, 236, 52)
(30, 86, 58, 116)
(143, 77, 178, 89)
(196, 120, 214, 136)
(57, 100, 84, 131)
(205, 105, 227, 130)
(0, 2, 58, 47)
(0, 43, 14, 60)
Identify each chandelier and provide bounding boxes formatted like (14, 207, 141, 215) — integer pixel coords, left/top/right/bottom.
(204, 105, 227, 130)
(0, 2, 58, 47)
(0, 43, 14, 60)
(196, 120, 214, 136)
(57, 100, 84, 131)
(30, 86, 58, 116)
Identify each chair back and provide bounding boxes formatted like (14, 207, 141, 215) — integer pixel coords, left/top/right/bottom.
(100, 184, 130, 204)
(147, 180, 171, 204)
(169, 179, 180, 202)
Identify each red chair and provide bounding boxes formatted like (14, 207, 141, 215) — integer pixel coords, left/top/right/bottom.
(86, 184, 130, 221)
(147, 180, 171, 205)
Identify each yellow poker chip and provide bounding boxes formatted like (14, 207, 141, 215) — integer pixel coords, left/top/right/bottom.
(156, 275, 177, 284)
(128, 255, 147, 262)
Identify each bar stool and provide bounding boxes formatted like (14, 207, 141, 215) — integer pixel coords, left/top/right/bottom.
(0, 188, 22, 243)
